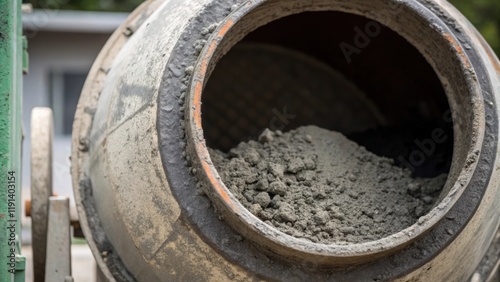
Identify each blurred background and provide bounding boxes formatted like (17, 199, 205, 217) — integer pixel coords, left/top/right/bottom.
(452, 0, 500, 55)
(18, 0, 499, 281)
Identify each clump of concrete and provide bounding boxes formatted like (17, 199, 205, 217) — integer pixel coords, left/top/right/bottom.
(210, 126, 447, 244)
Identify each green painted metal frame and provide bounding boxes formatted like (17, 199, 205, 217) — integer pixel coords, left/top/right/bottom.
(0, 0, 26, 281)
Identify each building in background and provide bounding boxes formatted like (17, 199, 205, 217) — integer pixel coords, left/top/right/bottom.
(21, 9, 127, 243)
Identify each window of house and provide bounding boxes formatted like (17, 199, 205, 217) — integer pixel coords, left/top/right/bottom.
(50, 71, 87, 136)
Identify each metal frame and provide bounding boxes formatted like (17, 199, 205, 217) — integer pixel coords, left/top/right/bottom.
(0, 0, 26, 281)
(45, 196, 72, 282)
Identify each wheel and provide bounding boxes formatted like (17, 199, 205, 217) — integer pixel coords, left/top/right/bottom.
(30, 107, 54, 282)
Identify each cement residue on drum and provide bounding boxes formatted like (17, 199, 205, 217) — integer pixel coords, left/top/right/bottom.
(209, 126, 447, 244)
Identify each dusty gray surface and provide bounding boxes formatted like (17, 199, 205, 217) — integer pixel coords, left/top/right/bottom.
(210, 126, 447, 244)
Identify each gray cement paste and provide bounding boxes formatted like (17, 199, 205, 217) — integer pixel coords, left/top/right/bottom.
(209, 126, 447, 244)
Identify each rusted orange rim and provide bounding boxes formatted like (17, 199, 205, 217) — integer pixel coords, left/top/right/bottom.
(186, 0, 485, 267)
